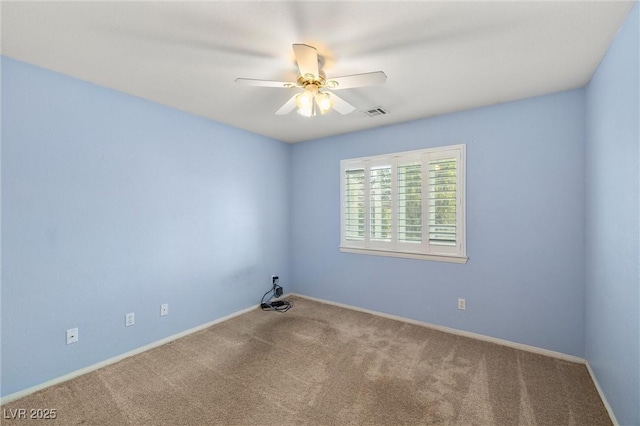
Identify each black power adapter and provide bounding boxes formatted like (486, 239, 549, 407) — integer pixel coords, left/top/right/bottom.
(273, 275, 283, 297)
(261, 276, 292, 313)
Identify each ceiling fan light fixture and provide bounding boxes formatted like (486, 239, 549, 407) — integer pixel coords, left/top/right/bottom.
(296, 83, 318, 106)
(296, 90, 316, 117)
(316, 92, 333, 114)
(297, 103, 316, 117)
(296, 84, 326, 117)
(295, 91, 314, 109)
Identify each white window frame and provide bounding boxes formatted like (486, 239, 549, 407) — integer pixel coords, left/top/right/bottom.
(340, 144, 467, 263)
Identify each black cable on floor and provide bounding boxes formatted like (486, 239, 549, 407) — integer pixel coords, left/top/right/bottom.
(260, 282, 292, 313)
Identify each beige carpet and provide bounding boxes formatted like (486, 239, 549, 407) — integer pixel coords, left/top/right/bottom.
(2, 296, 611, 425)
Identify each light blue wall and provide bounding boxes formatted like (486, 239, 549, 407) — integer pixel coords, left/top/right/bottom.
(585, 4, 640, 426)
(3, 8, 638, 417)
(1, 57, 291, 397)
(291, 89, 587, 357)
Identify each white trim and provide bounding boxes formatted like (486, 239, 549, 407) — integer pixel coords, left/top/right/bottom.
(344, 144, 466, 163)
(290, 293, 584, 363)
(340, 247, 468, 264)
(585, 361, 619, 426)
(0, 303, 260, 405)
(2, 293, 596, 411)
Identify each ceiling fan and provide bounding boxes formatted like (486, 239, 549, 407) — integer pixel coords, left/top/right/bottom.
(235, 44, 387, 117)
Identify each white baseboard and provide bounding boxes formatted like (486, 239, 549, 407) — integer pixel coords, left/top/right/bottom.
(1, 292, 591, 407)
(290, 293, 586, 364)
(0, 303, 260, 405)
(585, 361, 619, 426)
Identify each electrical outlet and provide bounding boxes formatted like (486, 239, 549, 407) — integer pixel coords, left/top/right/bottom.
(125, 312, 135, 327)
(458, 299, 466, 310)
(66, 328, 79, 345)
(160, 303, 168, 316)
(272, 275, 279, 285)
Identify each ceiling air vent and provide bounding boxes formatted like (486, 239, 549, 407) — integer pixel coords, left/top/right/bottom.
(364, 107, 389, 117)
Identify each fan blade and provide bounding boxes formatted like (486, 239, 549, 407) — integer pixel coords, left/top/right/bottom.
(235, 78, 298, 88)
(292, 44, 319, 80)
(328, 92, 356, 115)
(326, 71, 387, 90)
(276, 94, 298, 115)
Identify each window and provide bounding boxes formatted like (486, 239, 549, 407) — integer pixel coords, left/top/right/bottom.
(340, 144, 467, 263)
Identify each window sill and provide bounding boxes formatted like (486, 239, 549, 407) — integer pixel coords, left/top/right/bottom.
(339, 247, 468, 264)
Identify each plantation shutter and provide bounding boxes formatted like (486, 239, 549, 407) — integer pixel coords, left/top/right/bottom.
(340, 144, 465, 262)
(345, 168, 366, 241)
(397, 162, 422, 243)
(370, 165, 392, 241)
(428, 156, 458, 248)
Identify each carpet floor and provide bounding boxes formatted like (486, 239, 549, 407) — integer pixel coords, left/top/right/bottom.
(2, 296, 611, 425)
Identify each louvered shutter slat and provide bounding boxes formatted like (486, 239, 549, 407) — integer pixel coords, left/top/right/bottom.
(428, 158, 457, 247)
(370, 166, 392, 241)
(345, 169, 365, 240)
(397, 162, 422, 243)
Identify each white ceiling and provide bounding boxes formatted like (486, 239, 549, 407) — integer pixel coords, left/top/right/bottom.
(1, 1, 635, 143)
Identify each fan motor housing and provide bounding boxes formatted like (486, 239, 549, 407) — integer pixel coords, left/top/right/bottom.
(298, 74, 325, 88)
